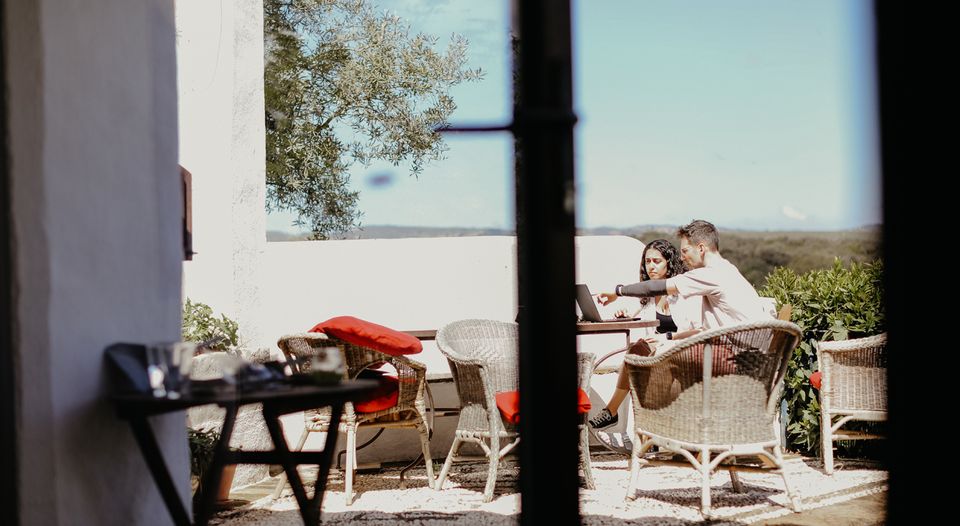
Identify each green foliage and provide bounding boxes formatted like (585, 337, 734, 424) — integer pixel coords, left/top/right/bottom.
(264, 0, 483, 239)
(760, 259, 885, 455)
(188, 427, 240, 499)
(188, 427, 220, 480)
(181, 298, 240, 351)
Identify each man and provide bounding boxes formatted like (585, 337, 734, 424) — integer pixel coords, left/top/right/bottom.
(599, 219, 772, 328)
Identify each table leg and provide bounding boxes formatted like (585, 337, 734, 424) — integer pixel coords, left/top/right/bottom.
(263, 404, 344, 525)
(194, 404, 239, 526)
(128, 417, 192, 526)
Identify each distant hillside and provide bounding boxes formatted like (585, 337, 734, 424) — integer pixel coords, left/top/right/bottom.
(267, 225, 514, 241)
(268, 224, 882, 288)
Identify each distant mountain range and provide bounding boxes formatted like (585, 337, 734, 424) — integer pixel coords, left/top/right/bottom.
(267, 224, 882, 242)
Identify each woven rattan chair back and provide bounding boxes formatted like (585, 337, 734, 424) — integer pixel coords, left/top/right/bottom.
(623, 319, 803, 517)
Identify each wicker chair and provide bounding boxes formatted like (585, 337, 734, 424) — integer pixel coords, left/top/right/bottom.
(817, 333, 887, 475)
(434, 319, 595, 502)
(577, 350, 597, 490)
(272, 332, 434, 505)
(623, 319, 803, 517)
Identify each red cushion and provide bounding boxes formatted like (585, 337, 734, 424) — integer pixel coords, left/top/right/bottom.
(309, 316, 422, 356)
(810, 370, 822, 390)
(354, 375, 399, 413)
(494, 389, 592, 425)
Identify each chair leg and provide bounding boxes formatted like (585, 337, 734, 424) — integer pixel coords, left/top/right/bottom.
(821, 409, 835, 475)
(416, 417, 436, 489)
(483, 434, 501, 502)
(579, 425, 596, 490)
(700, 448, 712, 518)
(345, 424, 356, 505)
(436, 437, 462, 491)
(272, 427, 311, 499)
(625, 439, 641, 501)
(729, 467, 743, 493)
(773, 445, 802, 512)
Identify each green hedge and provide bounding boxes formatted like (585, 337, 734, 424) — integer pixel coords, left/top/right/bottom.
(760, 258, 884, 455)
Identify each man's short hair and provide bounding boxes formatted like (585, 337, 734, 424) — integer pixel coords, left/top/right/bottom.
(677, 219, 720, 251)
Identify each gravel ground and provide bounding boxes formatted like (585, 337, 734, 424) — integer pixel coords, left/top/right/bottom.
(211, 454, 886, 525)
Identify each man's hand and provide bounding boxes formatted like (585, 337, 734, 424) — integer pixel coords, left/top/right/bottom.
(596, 292, 618, 306)
(614, 309, 630, 318)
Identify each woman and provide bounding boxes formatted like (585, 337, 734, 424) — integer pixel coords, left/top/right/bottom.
(588, 239, 701, 430)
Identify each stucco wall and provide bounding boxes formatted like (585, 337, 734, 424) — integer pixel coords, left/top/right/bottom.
(6, 0, 185, 524)
(263, 235, 648, 464)
(261, 235, 646, 369)
(178, 0, 268, 353)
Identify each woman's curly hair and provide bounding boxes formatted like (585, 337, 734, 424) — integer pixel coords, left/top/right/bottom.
(637, 239, 686, 305)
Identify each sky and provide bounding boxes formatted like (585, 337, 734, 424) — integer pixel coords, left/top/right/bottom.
(266, 0, 881, 234)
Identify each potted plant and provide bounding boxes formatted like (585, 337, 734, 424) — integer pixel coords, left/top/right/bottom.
(188, 427, 238, 502)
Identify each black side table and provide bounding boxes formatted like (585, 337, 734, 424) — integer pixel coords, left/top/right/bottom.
(112, 380, 377, 526)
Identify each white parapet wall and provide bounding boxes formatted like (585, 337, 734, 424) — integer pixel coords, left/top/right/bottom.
(254, 235, 650, 465)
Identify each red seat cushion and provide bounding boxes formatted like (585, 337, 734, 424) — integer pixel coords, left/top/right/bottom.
(494, 389, 592, 425)
(354, 374, 400, 413)
(309, 316, 422, 356)
(810, 370, 822, 390)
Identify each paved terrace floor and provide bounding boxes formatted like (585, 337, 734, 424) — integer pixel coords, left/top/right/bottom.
(211, 451, 886, 525)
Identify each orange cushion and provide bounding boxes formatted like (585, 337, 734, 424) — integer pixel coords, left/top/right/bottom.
(309, 316, 422, 356)
(494, 389, 592, 425)
(810, 370, 822, 390)
(354, 374, 400, 413)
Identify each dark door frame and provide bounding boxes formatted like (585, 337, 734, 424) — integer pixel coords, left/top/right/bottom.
(874, 0, 917, 521)
(1, 0, 20, 522)
(513, 1, 579, 523)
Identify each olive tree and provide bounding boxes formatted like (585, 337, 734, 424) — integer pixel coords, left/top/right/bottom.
(264, 0, 482, 238)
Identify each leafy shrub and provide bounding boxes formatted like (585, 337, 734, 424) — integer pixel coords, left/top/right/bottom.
(188, 427, 240, 501)
(188, 427, 220, 481)
(181, 298, 240, 351)
(760, 258, 884, 455)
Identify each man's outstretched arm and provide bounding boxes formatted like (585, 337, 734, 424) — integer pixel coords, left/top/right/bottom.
(597, 279, 680, 305)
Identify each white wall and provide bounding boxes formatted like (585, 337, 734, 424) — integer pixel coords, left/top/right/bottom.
(263, 235, 650, 463)
(178, 0, 268, 353)
(261, 235, 646, 373)
(6, 0, 184, 523)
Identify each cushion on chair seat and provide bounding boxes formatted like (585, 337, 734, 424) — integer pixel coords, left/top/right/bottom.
(309, 316, 422, 356)
(494, 389, 592, 425)
(810, 370, 822, 390)
(679, 343, 738, 377)
(354, 374, 400, 413)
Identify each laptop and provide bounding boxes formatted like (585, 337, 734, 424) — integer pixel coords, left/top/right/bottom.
(576, 284, 640, 323)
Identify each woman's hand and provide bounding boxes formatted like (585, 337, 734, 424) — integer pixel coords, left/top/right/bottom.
(643, 333, 669, 352)
(596, 292, 618, 306)
(614, 309, 629, 318)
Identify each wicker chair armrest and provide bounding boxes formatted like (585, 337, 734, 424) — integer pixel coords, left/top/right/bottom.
(277, 332, 331, 345)
(817, 333, 887, 355)
(385, 353, 427, 373)
(278, 332, 428, 382)
(624, 319, 802, 369)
